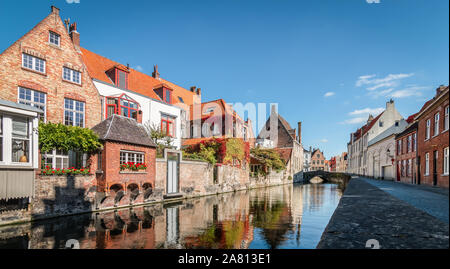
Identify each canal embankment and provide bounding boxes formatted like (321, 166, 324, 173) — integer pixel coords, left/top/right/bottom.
(317, 178, 449, 249)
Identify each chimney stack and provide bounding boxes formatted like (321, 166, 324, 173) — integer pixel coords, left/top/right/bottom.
(190, 86, 197, 93)
(196, 88, 201, 95)
(436, 85, 446, 97)
(69, 23, 80, 48)
(297, 121, 302, 144)
(386, 99, 394, 111)
(152, 65, 160, 79)
(51, 6, 60, 15)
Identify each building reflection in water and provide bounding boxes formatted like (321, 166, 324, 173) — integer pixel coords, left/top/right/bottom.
(0, 184, 342, 249)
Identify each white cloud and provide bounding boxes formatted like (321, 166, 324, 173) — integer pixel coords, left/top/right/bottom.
(388, 86, 429, 98)
(324, 92, 335, 97)
(339, 117, 367, 125)
(134, 65, 144, 72)
(356, 73, 414, 89)
(320, 139, 329, 143)
(366, 0, 380, 3)
(349, 107, 384, 116)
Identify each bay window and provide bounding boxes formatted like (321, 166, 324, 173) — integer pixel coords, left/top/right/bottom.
(22, 53, 45, 73)
(106, 94, 139, 120)
(64, 98, 85, 127)
(18, 87, 46, 121)
(161, 115, 175, 137)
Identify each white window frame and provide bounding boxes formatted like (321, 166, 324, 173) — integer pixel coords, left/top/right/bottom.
(22, 53, 46, 74)
(425, 153, 430, 176)
(407, 135, 412, 153)
(444, 147, 449, 176)
(62, 67, 81, 85)
(42, 150, 69, 169)
(120, 150, 145, 164)
(17, 87, 46, 122)
(64, 98, 85, 127)
(426, 119, 431, 140)
(434, 113, 440, 136)
(0, 114, 35, 167)
(49, 31, 60, 47)
(445, 106, 449, 131)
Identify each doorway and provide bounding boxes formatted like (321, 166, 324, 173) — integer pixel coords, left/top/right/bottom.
(433, 151, 438, 186)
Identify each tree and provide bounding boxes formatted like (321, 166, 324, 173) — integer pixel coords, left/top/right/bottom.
(143, 121, 175, 157)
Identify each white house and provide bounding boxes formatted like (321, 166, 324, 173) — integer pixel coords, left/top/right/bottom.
(347, 100, 404, 176)
(81, 48, 200, 150)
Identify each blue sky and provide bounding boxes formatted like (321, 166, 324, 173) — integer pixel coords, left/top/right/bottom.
(0, 0, 448, 158)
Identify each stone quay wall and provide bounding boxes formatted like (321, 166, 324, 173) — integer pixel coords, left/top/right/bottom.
(1, 161, 292, 226)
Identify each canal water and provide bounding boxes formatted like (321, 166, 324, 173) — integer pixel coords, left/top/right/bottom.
(0, 183, 342, 249)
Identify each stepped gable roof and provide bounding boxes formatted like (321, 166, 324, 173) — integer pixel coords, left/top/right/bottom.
(91, 114, 156, 147)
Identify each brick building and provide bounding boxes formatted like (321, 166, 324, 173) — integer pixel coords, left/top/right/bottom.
(395, 114, 418, 184)
(310, 149, 326, 171)
(415, 86, 449, 188)
(91, 115, 157, 206)
(0, 6, 103, 169)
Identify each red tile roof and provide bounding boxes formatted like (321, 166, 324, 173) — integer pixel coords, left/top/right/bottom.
(80, 47, 198, 106)
(274, 148, 293, 164)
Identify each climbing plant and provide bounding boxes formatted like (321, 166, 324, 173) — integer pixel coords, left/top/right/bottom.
(38, 122, 102, 153)
(250, 147, 286, 174)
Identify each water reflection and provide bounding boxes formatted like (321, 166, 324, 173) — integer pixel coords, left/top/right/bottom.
(0, 183, 342, 249)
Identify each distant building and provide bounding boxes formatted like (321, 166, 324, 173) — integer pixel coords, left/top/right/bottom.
(335, 152, 348, 173)
(310, 149, 326, 171)
(347, 100, 404, 176)
(303, 146, 312, 172)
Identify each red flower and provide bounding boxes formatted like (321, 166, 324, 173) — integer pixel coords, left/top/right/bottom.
(52, 171, 55, 174)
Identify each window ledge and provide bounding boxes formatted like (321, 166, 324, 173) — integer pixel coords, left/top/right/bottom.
(442, 129, 449, 134)
(119, 171, 147, 174)
(21, 67, 46, 76)
(48, 43, 61, 50)
(442, 173, 449, 176)
(62, 79, 82, 87)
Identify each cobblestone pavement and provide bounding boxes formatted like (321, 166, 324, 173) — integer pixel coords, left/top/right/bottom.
(362, 178, 449, 224)
(317, 178, 449, 249)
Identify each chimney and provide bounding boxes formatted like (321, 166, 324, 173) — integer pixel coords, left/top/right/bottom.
(297, 121, 302, 144)
(51, 6, 60, 15)
(190, 86, 197, 93)
(386, 99, 394, 111)
(271, 104, 277, 115)
(152, 65, 160, 79)
(69, 23, 80, 48)
(367, 114, 374, 124)
(436, 85, 446, 97)
(196, 88, 201, 96)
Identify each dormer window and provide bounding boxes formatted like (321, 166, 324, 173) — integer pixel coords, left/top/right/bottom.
(106, 94, 139, 120)
(106, 66, 129, 89)
(154, 85, 173, 104)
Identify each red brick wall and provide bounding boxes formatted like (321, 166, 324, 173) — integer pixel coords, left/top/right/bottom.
(101, 141, 156, 193)
(311, 150, 326, 170)
(0, 8, 102, 128)
(395, 129, 418, 184)
(417, 93, 449, 188)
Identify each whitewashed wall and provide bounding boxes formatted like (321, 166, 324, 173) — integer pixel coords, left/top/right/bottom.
(93, 80, 182, 149)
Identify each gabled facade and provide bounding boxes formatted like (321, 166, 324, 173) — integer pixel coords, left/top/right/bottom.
(0, 6, 103, 170)
(310, 149, 326, 171)
(256, 106, 303, 177)
(347, 100, 404, 176)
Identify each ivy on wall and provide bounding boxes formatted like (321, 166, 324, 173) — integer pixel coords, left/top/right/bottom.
(38, 122, 102, 153)
(250, 147, 286, 174)
(182, 138, 250, 167)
